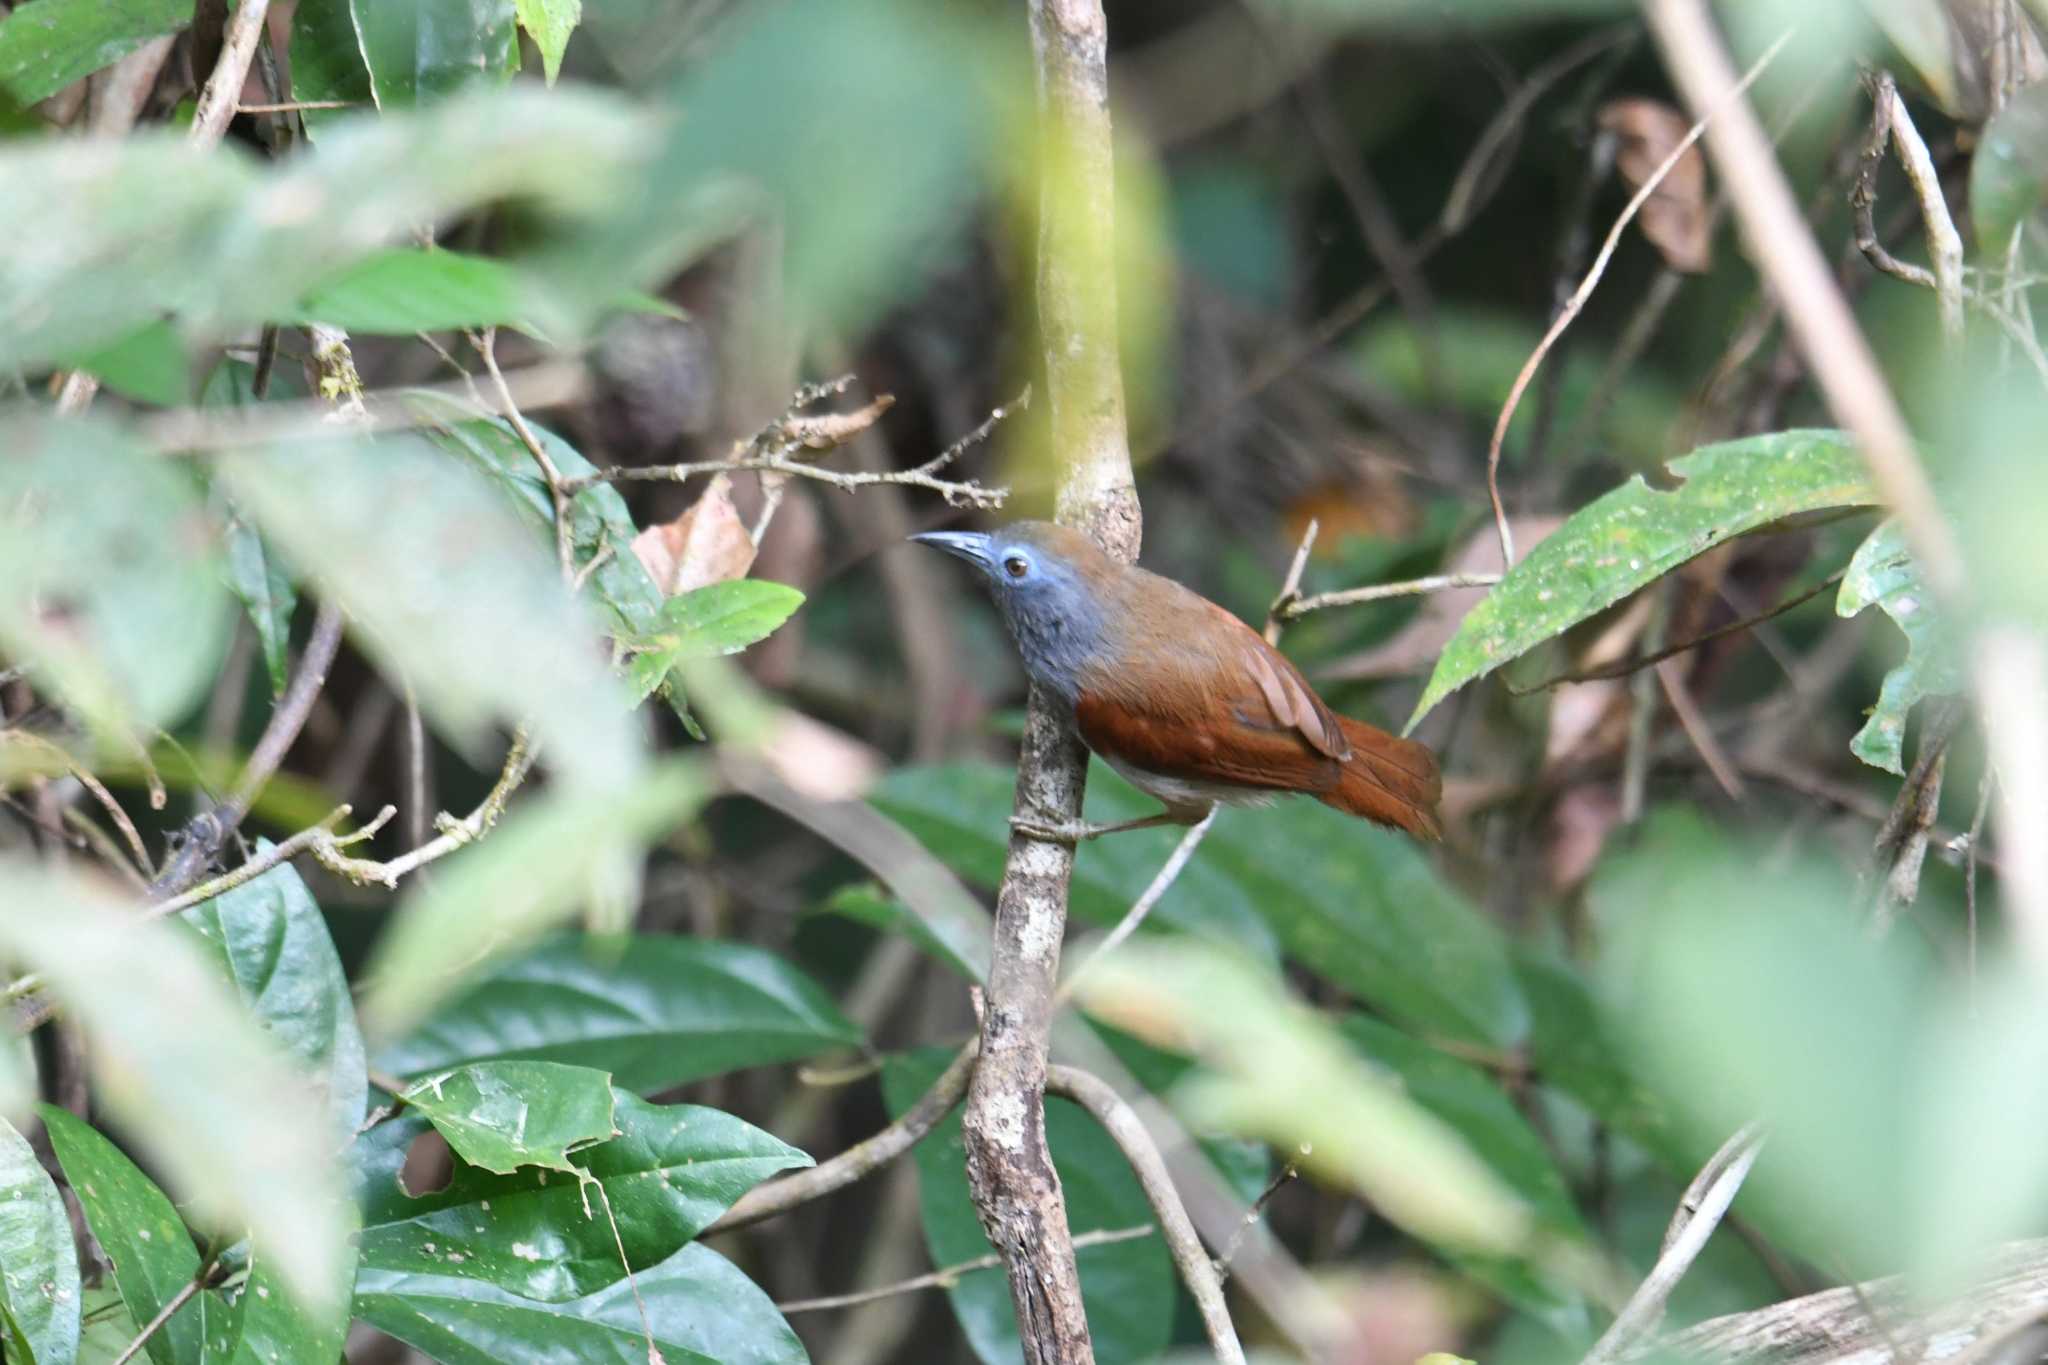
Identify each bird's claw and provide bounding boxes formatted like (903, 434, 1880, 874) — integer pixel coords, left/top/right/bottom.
(1010, 814, 1086, 844)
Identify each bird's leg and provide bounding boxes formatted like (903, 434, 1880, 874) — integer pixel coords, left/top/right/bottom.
(1009, 804, 1207, 845)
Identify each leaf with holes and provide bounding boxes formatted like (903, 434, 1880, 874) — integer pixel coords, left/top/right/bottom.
(1836, 519, 1962, 774)
(1410, 430, 1873, 730)
(352, 1090, 807, 1302)
(401, 1061, 616, 1176)
(0, 1114, 78, 1365)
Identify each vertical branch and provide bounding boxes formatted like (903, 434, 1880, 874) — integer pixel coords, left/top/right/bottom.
(962, 3, 1142, 1361)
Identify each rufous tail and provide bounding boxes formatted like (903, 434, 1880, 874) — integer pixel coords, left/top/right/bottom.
(1322, 716, 1443, 841)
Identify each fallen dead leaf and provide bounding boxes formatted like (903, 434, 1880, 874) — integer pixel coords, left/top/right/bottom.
(1599, 97, 1713, 274)
(630, 474, 755, 594)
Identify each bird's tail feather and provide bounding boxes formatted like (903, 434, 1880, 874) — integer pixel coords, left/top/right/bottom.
(1323, 716, 1443, 841)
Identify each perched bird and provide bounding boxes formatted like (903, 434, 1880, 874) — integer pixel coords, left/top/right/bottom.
(912, 521, 1442, 841)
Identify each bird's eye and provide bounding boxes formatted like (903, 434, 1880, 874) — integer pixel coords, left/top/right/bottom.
(1003, 555, 1030, 579)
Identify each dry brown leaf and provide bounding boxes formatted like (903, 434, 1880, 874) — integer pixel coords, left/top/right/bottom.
(1598, 97, 1713, 274)
(779, 393, 896, 450)
(630, 474, 756, 595)
(755, 708, 884, 802)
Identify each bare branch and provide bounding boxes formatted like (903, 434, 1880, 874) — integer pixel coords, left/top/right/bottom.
(1054, 808, 1216, 1009)
(1585, 1124, 1764, 1365)
(1281, 571, 1504, 622)
(1046, 1065, 1246, 1365)
(474, 327, 575, 581)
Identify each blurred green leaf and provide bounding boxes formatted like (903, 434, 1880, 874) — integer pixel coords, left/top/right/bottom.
(515, 0, 580, 84)
(401, 1061, 616, 1176)
(533, 0, 998, 339)
(1262, 0, 1625, 25)
(377, 934, 860, 1090)
(0, 0, 188, 106)
(0, 88, 650, 369)
(624, 582, 806, 703)
(1971, 82, 2048, 254)
(1082, 943, 1535, 1257)
(355, 0, 519, 107)
(287, 0, 373, 138)
(296, 247, 527, 334)
(42, 1107, 207, 1365)
(222, 520, 298, 699)
(181, 849, 369, 1145)
(360, 762, 708, 1040)
(1090, 1022, 1271, 1205)
(0, 1114, 78, 1365)
(1863, 0, 1958, 113)
(880, 763, 1524, 1045)
(1835, 519, 1960, 773)
(216, 1243, 355, 1365)
(77, 1287, 143, 1363)
(815, 883, 990, 983)
(1340, 1016, 1591, 1326)
(0, 416, 233, 743)
(59, 318, 188, 406)
(1411, 430, 1872, 729)
(353, 1242, 804, 1364)
(353, 1089, 807, 1301)
(1597, 808, 1927, 1277)
(0, 860, 352, 1317)
(216, 432, 644, 793)
(884, 1046, 1178, 1365)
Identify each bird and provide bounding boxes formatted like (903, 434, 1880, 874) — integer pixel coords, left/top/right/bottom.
(911, 520, 1442, 842)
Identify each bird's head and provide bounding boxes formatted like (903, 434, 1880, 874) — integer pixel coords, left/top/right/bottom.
(909, 521, 1111, 701)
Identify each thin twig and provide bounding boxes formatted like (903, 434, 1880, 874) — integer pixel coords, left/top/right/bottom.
(1213, 1159, 1299, 1284)
(560, 388, 1023, 509)
(777, 1225, 1155, 1315)
(1281, 572, 1502, 621)
(706, 1040, 978, 1234)
(1655, 659, 1745, 799)
(109, 1264, 212, 1365)
(1055, 808, 1216, 1010)
(1264, 518, 1320, 645)
(1486, 29, 1793, 569)
(149, 601, 345, 899)
(1046, 1065, 1247, 1365)
(1583, 1124, 1764, 1365)
(235, 99, 359, 112)
(1509, 570, 1845, 692)
(311, 729, 533, 890)
(7, 735, 153, 874)
(1852, 73, 1939, 291)
(473, 328, 575, 581)
(1867, 73, 1966, 339)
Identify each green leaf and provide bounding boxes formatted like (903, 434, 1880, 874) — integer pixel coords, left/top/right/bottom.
(353, 1243, 804, 1365)
(222, 520, 299, 699)
(77, 1287, 143, 1363)
(624, 582, 806, 704)
(286, 0, 373, 138)
(0, 88, 650, 370)
(402, 1061, 617, 1176)
(884, 1047, 1177, 1365)
(360, 762, 710, 1040)
(354, 0, 519, 107)
(1410, 430, 1873, 729)
(876, 762, 1524, 1048)
(1836, 519, 1962, 774)
(216, 432, 645, 795)
(181, 849, 369, 1145)
(58, 318, 188, 406)
(211, 1243, 355, 1365)
(42, 1105, 206, 1365)
(1971, 81, 2048, 254)
(515, 0, 580, 83)
(1081, 944, 1536, 1259)
(376, 934, 861, 1091)
(0, 1115, 79, 1365)
(0, 860, 352, 1317)
(0, 0, 190, 106)
(0, 416, 233, 741)
(296, 247, 528, 334)
(1339, 1016, 1591, 1327)
(353, 1090, 807, 1301)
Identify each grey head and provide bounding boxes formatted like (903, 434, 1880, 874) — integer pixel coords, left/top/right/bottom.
(909, 521, 1111, 705)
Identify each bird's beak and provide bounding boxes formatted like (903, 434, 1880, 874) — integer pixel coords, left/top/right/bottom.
(909, 530, 995, 571)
